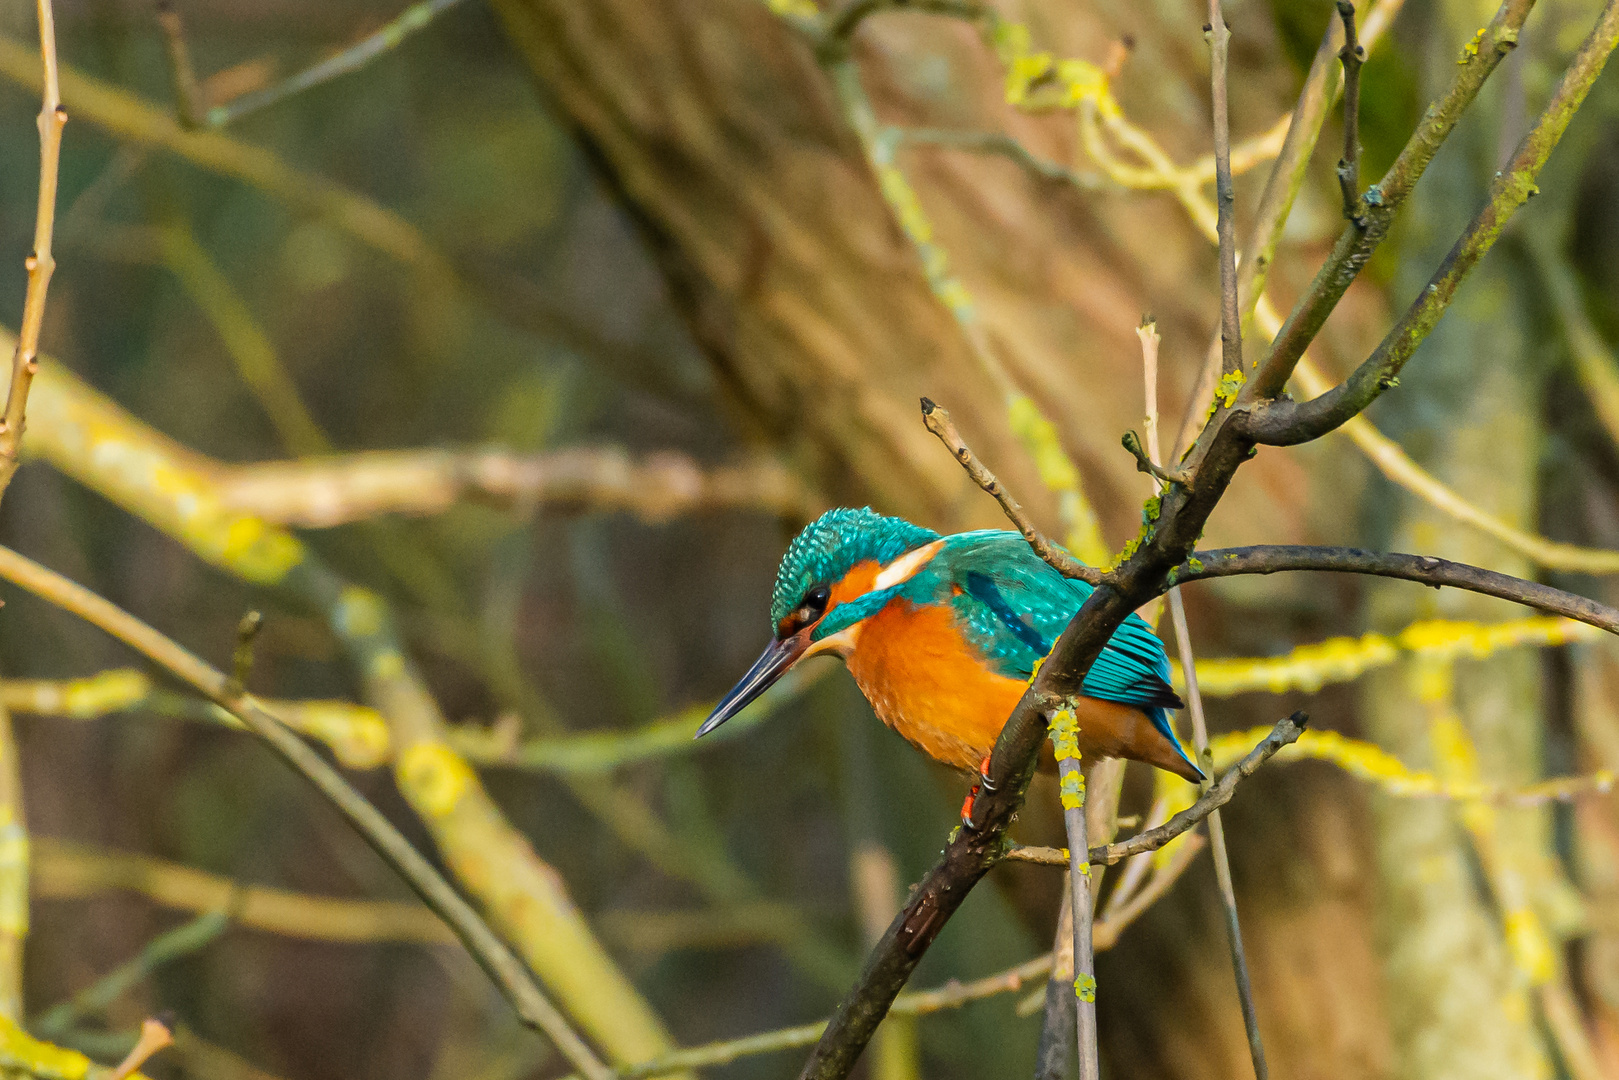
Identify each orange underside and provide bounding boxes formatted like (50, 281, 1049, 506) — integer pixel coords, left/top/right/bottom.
(844, 597, 1192, 777)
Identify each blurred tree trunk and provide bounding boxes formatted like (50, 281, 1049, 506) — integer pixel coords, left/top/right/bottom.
(1358, 4, 1560, 1076)
(486, 0, 1318, 545)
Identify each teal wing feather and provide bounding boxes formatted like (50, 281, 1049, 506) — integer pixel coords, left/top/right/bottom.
(901, 532, 1184, 716)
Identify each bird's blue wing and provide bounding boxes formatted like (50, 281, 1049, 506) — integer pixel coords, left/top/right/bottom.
(909, 532, 1184, 714)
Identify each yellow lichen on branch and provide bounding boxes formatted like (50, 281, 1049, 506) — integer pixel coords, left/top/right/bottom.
(1179, 615, 1605, 697)
(25, 360, 306, 584)
(0, 1012, 150, 1080)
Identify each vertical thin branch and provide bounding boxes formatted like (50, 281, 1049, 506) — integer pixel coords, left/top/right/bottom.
(1168, 596, 1268, 1080)
(154, 2, 205, 129)
(1336, 2, 1365, 220)
(0, 0, 64, 509)
(1033, 889, 1076, 1080)
(1050, 709, 1099, 1080)
(1206, 0, 1242, 378)
(1143, 314, 1268, 1080)
(0, 689, 24, 1021)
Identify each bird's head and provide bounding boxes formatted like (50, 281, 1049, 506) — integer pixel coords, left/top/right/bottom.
(696, 507, 943, 738)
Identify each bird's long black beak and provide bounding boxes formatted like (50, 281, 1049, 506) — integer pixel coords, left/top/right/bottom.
(696, 633, 811, 738)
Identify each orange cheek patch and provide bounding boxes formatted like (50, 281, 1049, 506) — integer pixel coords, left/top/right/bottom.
(828, 561, 881, 608)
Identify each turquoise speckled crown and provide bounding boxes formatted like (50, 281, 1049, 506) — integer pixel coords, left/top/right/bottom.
(769, 508, 940, 628)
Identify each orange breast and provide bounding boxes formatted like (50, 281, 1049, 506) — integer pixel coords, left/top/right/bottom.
(845, 599, 1024, 771)
(844, 598, 1182, 775)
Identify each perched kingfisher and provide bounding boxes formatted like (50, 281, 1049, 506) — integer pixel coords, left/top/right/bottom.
(697, 508, 1203, 809)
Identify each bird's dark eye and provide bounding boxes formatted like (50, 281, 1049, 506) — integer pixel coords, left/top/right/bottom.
(800, 584, 831, 616)
(778, 584, 831, 637)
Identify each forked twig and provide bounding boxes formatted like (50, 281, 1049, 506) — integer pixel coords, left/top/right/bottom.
(204, 0, 473, 128)
(0, 0, 64, 509)
(920, 398, 1102, 585)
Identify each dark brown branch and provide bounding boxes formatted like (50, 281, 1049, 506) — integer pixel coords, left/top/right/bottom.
(1245, 0, 1619, 445)
(1335, 2, 1364, 222)
(1206, 0, 1242, 379)
(1167, 546, 1619, 633)
(920, 398, 1102, 585)
(1242, 0, 1532, 404)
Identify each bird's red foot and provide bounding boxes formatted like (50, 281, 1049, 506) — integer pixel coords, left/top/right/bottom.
(959, 755, 996, 830)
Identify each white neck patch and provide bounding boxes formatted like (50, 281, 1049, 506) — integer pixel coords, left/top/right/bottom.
(871, 538, 946, 593)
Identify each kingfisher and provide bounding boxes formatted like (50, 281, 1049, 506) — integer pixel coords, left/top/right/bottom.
(697, 508, 1202, 819)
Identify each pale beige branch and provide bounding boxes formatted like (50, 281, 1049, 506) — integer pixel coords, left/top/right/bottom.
(31, 839, 455, 945)
(0, 0, 64, 507)
(211, 447, 822, 528)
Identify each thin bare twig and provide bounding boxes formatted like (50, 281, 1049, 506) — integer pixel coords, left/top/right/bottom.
(1206, 0, 1242, 379)
(204, 0, 473, 128)
(564, 953, 1057, 1080)
(889, 126, 1104, 190)
(32, 908, 229, 1038)
(1143, 302, 1265, 1078)
(1121, 430, 1191, 486)
(0, 544, 612, 1080)
(1335, 2, 1365, 220)
(1001, 712, 1304, 871)
(1170, 591, 1267, 1080)
(107, 1018, 173, 1080)
(1094, 714, 1308, 866)
(0, 0, 64, 508)
(154, 2, 204, 128)
(920, 398, 1101, 584)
